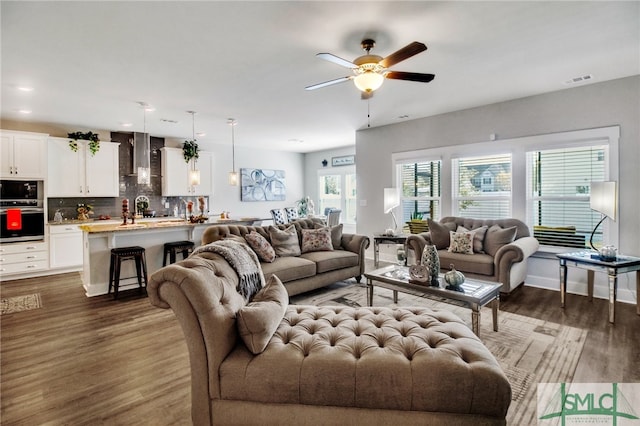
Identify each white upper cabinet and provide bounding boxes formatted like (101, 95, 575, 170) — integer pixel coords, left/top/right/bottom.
(161, 147, 213, 197)
(1, 130, 48, 179)
(47, 137, 120, 197)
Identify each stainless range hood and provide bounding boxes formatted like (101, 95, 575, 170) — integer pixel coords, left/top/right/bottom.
(132, 132, 151, 185)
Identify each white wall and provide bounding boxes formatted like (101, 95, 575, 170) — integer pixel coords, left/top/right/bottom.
(356, 75, 640, 303)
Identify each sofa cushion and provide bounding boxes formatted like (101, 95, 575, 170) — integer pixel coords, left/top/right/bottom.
(448, 230, 474, 254)
(260, 256, 316, 283)
(427, 219, 457, 249)
(245, 231, 276, 263)
(236, 275, 288, 354)
(316, 223, 343, 249)
(484, 225, 517, 257)
(301, 227, 333, 253)
(300, 250, 359, 274)
(438, 250, 494, 276)
(457, 225, 488, 253)
(269, 225, 301, 257)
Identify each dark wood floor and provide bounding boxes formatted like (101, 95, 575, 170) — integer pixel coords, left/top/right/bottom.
(1, 269, 638, 425)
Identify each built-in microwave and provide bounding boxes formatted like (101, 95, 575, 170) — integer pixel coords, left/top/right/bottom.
(0, 180, 45, 243)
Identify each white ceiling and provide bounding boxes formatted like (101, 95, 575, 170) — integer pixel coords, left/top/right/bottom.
(2, 1, 638, 153)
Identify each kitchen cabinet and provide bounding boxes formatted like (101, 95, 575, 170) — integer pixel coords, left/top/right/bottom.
(161, 147, 213, 196)
(0, 241, 49, 276)
(0, 130, 48, 179)
(49, 224, 83, 269)
(47, 137, 120, 197)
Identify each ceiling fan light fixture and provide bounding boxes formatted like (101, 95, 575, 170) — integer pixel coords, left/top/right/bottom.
(354, 71, 384, 93)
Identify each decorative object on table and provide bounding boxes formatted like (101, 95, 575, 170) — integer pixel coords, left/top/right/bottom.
(421, 244, 440, 286)
(135, 195, 150, 217)
(444, 264, 465, 292)
(76, 203, 93, 221)
(185, 111, 201, 186)
(396, 245, 406, 265)
(407, 211, 429, 234)
(68, 131, 100, 156)
(240, 168, 286, 201)
(296, 196, 315, 216)
(121, 199, 129, 225)
(53, 210, 63, 223)
(409, 264, 429, 284)
(383, 187, 399, 236)
(598, 245, 617, 261)
(588, 181, 617, 260)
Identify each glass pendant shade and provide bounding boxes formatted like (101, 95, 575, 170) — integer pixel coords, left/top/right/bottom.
(189, 167, 201, 186)
(228, 171, 239, 186)
(136, 131, 151, 185)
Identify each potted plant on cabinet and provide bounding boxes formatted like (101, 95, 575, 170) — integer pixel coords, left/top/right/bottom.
(182, 139, 199, 163)
(68, 131, 100, 156)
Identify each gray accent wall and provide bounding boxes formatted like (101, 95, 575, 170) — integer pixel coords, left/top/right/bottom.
(355, 75, 639, 302)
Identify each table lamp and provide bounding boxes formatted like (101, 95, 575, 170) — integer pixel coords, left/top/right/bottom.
(383, 187, 400, 236)
(589, 181, 617, 260)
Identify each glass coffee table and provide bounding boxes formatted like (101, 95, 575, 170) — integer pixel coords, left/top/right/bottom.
(364, 265, 502, 336)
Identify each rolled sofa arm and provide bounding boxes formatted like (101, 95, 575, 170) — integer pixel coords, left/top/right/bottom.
(341, 233, 370, 275)
(406, 232, 432, 264)
(494, 236, 540, 288)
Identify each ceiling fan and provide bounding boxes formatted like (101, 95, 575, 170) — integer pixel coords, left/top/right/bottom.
(305, 39, 435, 99)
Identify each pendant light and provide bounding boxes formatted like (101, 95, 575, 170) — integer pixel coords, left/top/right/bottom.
(137, 102, 151, 186)
(228, 118, 238, 186)
(187, 111, 200, 186)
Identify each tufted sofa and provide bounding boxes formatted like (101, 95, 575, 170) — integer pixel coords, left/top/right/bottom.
(148, 249, 512, 425)
(200, 219, 369, 296)
(406, 217, 540, 294)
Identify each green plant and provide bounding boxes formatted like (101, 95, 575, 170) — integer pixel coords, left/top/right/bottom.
(410, 211, 424, 220)
(182, 139, 199, 163)
(68, 131, 100, 156)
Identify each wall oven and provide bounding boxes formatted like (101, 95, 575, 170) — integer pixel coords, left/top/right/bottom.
(0, 180, 45, 243)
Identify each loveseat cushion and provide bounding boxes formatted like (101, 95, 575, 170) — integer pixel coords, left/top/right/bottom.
(260, 256, 316, 283)
(269, 225, 301, 257)
(300, 250, 359, 273)
(219, 305, 511, 417)
(237, 275, 288, 354)
(438, 250, 494, 276)
(484, 225, 517, 256)
(427, 219, 457, 249)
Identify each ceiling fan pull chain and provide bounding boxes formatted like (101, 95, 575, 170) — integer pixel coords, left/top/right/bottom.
(367, 99, 371, 128)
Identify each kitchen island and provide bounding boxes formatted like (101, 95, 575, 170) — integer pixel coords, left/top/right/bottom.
(79, 218, 263, 297)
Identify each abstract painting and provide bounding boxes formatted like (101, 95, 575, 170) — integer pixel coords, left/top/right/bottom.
(240, 168, 286, 201)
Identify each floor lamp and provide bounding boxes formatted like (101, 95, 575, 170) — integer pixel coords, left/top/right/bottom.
(383, 188, 400, 236)
(589, 181, 617, 260)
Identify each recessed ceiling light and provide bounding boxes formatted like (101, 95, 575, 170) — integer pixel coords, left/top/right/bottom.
(196, 132, 206, 137)
(17, 86, 34, 92)
(17, 109, 32, 114)
(288, 138, 303, 143)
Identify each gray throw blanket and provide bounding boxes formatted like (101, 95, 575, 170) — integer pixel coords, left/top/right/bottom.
(192, 239, 265, 300)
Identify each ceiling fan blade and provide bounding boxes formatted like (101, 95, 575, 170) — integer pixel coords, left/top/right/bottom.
(379, 42, 427, 68)
(305, 76, 352, 91)
(361, 91, 374, 100)
(316, 53, 357, 68)
(385, 71, 435, 83)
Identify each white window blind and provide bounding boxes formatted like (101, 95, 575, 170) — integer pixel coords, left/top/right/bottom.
(527, 145, 606, 248)
(453, 154, 512, 219)
(398, 161, 441, 223)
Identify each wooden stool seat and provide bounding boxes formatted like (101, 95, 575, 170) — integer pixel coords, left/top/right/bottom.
(108, 246, 148, 300)
(163, 240, 195, 266)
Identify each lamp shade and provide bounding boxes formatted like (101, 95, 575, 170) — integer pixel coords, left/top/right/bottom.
(354, 71, 384, 93)
(383, 188, 400, 213)
(590, 181, 616, 220)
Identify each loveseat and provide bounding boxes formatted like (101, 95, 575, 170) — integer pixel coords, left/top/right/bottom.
(407, 217, 540, 293)
(199, 219, 369, 296)
(148, 246, 512, 425)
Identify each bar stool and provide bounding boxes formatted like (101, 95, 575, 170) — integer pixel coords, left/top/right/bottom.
(108, 246, 148, 300)
(163, 240, 195, 266)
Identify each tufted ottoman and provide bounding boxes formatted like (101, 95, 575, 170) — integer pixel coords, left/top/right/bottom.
(148, 249, 511, 426)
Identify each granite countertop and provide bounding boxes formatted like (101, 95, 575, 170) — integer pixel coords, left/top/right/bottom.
(77, 217, 263, 233)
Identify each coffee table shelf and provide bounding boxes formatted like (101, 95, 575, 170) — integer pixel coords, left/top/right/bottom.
(364, 265, 501, 336)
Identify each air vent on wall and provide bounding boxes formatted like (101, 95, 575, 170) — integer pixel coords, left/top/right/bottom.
(160, 118, 178, 124)
(564, 74, 594, 85)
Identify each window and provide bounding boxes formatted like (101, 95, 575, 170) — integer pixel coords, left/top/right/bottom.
(317, 167, 356, 225)
(527, 145, 607, 248)
(398, 160, 441, 223)
(453, 154, 512, 219)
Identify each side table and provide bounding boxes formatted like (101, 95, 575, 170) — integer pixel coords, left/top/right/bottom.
(557, 251, 640, 323)
(372, 234, 409, 267)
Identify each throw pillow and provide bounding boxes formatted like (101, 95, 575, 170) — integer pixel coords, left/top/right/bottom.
(457, 225, 488, 253)
(427, 219, 457, 249)
(448, 231, 475, 254)
(314, 223, 343, 249)
(237, 275, 288, 354)
(244, 231, 276, 263)
(484, 225, 518, 256)
(301, 227, 333, 253)
(268, 225, 301, 257)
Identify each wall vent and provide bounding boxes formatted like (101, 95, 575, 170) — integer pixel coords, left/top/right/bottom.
(564, 74, 594, 85)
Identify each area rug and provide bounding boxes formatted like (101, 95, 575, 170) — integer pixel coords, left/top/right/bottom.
(0, 293, 42, 315)
(290, 280, 588, 425)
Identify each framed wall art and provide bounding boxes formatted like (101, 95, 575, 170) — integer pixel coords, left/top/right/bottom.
(240, 168, 286, 201)
(331, 155, 355, 167)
